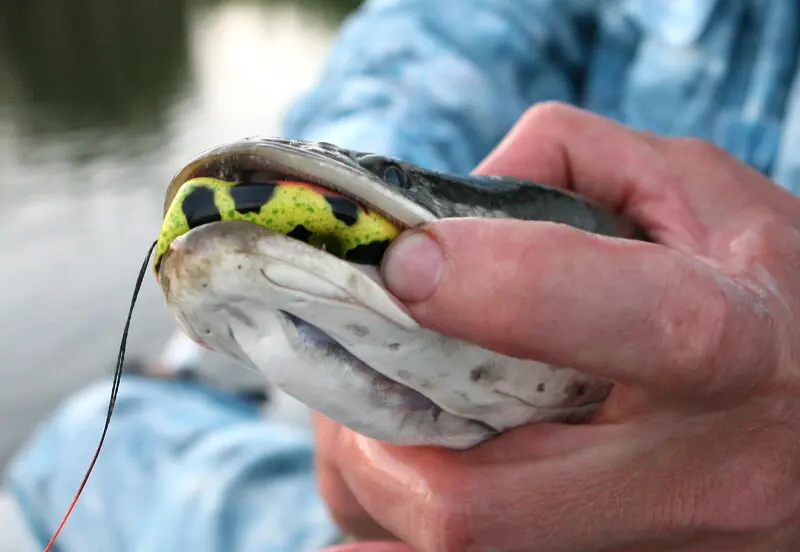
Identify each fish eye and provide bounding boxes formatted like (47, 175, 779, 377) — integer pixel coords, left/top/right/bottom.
(358, 155, 407, 189)
(356, 154, 386, 172)
(383, 164, 406, 188)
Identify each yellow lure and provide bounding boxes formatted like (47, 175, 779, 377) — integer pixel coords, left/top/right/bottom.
(154, 177, 401, 273)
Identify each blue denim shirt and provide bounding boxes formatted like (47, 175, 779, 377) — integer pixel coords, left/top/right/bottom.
(285, 0, 800, 194)
(7, 1, 800, 552)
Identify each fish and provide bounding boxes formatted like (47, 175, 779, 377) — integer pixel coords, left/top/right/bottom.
(154, 137, 624, 449)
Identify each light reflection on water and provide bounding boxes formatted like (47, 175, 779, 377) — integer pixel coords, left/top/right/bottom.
(0, 0, 353, 466)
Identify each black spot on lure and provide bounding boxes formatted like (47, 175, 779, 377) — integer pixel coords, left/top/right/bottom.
(154, 176, 400, 274)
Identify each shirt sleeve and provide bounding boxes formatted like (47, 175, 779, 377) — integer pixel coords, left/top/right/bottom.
(282, 0, 597, 174)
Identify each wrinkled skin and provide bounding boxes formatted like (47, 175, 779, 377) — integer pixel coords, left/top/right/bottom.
(317, 103, 800, 552)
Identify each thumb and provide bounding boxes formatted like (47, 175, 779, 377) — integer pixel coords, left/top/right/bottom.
(379, 218, 767, 397)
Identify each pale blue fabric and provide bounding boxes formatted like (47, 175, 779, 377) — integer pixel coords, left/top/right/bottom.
(284, 0, 800, 194)
(6, 378, 340, 552)
(7, 1, 800, 551)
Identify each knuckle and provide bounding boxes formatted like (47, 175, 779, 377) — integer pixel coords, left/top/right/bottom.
(722, 211, 798, 355)
(652, 260, 732, 395)
(691, 275, 775, 397)
(688, 278, 733, 394)
(729, 210, 798, 274)
(670, 136, 728, 161)
(656, 247, 783, 397)
(521, 101, 580, 130)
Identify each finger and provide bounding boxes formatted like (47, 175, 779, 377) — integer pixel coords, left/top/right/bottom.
(474, 102, 795, 249)
(334, 400, 791, 552)
(313, 414, 397, 541)
(381, 219, 775, 397)
(333, 425, 682, 552)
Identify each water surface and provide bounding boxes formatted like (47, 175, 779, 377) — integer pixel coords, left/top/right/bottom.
(0, 0, 358, 467)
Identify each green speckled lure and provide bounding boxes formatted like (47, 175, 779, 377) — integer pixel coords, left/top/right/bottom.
(156, 176, 400, 273)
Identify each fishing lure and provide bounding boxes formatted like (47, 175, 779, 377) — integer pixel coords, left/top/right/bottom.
(155, 176, 401, 273)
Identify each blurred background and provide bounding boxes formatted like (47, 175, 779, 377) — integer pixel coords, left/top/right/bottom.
(0, 0, 362, 475)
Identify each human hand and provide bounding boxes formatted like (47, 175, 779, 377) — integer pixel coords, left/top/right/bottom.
(313, 412, 403, 544)
(317, 103, 800, 551)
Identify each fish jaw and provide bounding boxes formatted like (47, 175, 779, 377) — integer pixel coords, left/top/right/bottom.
(158, 220, 497, 448)
(158, 220, 612, 448)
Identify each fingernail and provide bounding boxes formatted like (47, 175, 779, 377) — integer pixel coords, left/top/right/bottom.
(381, 230, 443, 302)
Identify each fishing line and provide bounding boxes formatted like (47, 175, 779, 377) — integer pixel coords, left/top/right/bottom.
(43, 240, 157, 552)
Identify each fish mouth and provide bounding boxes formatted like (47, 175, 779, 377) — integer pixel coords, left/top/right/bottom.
(280, 310, 359, 360)
(163, 137, 436, 228)
(155, 140, 444, 418)
(156, 139, 437, 402)
(154, 138, 618, 447)
(278, 310, 447, 414)
(155, 137, 437, 277)
(157, 221, 500, 447)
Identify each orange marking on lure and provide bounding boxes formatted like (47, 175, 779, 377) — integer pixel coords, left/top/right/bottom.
(277, 180, 369, 213)
(278, 180, 347, 198)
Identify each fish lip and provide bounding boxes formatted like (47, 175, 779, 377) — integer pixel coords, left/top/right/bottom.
(159, 219, 420, 331)
(159, 224, 613, 445)
(163, 137, 437, 228)
(277, 309, 438, 413)
(158, 224, 500, 443)
(279, 309, 368, 368)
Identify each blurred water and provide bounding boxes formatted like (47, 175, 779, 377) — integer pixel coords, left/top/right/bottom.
(0, 0, 359, 468)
